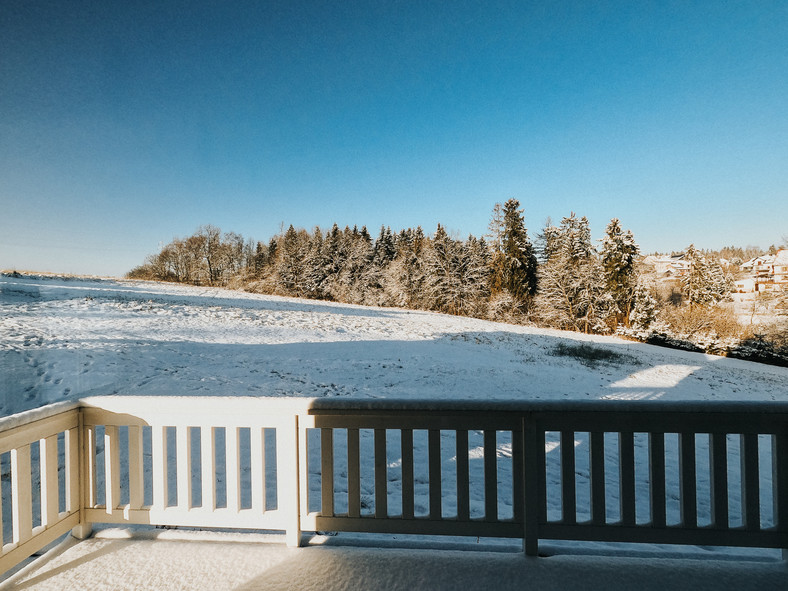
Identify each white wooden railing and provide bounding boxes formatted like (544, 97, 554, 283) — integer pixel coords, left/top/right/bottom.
(1, 396, 787, 576)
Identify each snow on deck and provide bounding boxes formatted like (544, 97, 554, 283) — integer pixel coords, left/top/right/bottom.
(2, 528, 785, 591)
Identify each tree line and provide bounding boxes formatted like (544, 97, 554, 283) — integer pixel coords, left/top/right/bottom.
(129, 200, 748, 339)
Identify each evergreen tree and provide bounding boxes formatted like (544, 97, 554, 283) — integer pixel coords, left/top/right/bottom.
(488, 199, 538, 302)
(536, 213, 613, 333)
(600, 218, 640, 326)
(682, 244, 718, 308)
(303, 227, 327, 299)
(629, 281, 658, 330)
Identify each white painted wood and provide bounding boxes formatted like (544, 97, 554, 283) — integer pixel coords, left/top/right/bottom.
(40, 434, 59, 527)
(11, 445, 33, 545)
(151, 425, 167, 510)
(176, 425, 191, 510)
(374, 428, 387, 518)
(287, 415, 303, 546)
(66, 427, 79, 514)
(560, 430, 576, 525)
(104, 426, 121, 514)
(3, 396, 788, 578)
(250, 427, 265, 513)
(0, 412, 78, 455)
(679, 432, 697, 528)
(201, 426, 215, 511)
(321, 428, 334, 517)
(226, 426, 240, 513)
(127, 425, 144, 510)
(740, 432, 760, 531)
(456, 429, 469, 521)
(86, 426, 96, 508)
(428, 429, 441, 520)
(348, 428, 361, 518)
(649, 432, 666, 528)
(589, 431, 605, 526)
(483, 429, 497, 522)
(400, 428, 413, 519)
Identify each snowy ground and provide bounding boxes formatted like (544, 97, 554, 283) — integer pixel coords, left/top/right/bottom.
(3, 528, 785, 591)
(3, 274, 786, 415)
(2, 274, 788, 572)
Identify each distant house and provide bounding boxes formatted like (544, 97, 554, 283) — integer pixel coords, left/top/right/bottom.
(735, 278, 755, 293)
(743, 249, 788, 293)
(643, 254, 690, 276)
(770, 249, 788, 291)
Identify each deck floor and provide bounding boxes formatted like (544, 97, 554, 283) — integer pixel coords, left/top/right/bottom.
(2, 529, 785, 591)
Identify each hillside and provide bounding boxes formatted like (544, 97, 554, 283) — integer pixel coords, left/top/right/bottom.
(2, 274, 787, 418)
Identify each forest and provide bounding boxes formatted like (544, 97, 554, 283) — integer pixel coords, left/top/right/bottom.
(128, 200, 788, 365)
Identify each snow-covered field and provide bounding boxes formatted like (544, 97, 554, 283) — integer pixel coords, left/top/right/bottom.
(3, 274, 786, 415)
(2, 274, 788, 564)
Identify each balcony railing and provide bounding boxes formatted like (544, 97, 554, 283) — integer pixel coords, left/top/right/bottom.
(1, 396, 787, 576)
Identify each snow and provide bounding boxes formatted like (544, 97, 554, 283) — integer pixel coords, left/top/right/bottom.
(2, 528, 785, 590)
(2, 274, 787, 584)
(3, 275, 786, 414)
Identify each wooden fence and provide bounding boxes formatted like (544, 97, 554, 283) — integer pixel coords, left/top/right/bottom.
(1, 396, 787, 576)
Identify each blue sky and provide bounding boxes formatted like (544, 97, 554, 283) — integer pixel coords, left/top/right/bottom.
(1, 1, 786, 276)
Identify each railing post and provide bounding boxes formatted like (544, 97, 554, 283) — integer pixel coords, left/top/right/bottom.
(72, 407, 92, 540)
(281, 413, 302, 547)
(523, 414, 539, 557)
(773, 431, 788, 561)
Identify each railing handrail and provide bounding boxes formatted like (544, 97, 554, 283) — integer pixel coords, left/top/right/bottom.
(79, 394, 788, 415)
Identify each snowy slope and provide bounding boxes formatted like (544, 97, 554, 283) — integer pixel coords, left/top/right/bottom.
(2, 274, 786, 417)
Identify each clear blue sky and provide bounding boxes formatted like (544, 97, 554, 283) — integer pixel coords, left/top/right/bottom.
(1, 1, 786, 276)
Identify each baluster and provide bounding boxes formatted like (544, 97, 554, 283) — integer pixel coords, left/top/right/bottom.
(560, 431, 576, 525)
(86, 426, 97, 508)
(456, 429, 470, 521)
(250, 427, 266, 513)
(66, 427, 79, 513)
(151, 425, 167, 510)
(226, 426, 240, 513)
(772, 433, 788, 548)
(523, 417, 540, 556)
(649, 432, 666, 528)
(11, 445, 33, 544)
(347, 428, 361, 518)
(127, 425, 144, 510)
(176, 426, 191, 510)
(590, 431, 605, 525)
(374, 429, 387, 518)
(537, 431, 547, 524)
(321, 428, 334, 517)
(40, 434, 59, 527)
(428, 429, 441, 519)
(619, 431, 636, 526)
(484, 430, 498, 522)
(104, 426, 121, 514)
(512, 427, 524, 525)
(740, 433, 760, 531)
(400, 429, 414, 519)
(679, 432, 697, 528)
(709, 433, 729, 529)
(201, 427, 215, 511)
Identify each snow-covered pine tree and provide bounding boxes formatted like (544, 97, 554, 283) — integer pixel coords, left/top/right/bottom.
(629, 280, 658, 330)
(303, 227, 327, 299)
(535, 213, 612, 333)
(600, 218, 640, 326)
(321, 224, 347, 301)
(501, 199, 538, 301)
(682, 244, 720, 308)
(276, 225, 310, 296)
